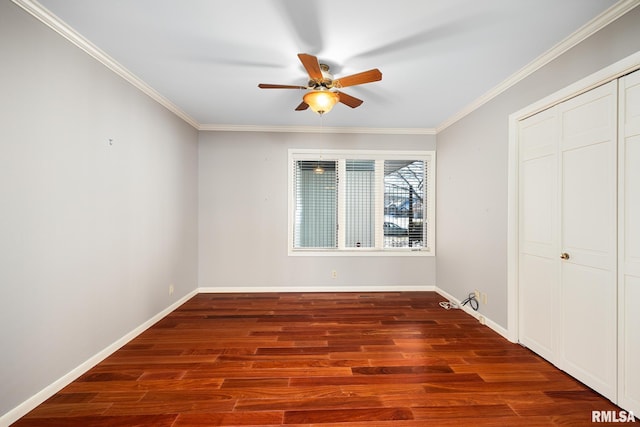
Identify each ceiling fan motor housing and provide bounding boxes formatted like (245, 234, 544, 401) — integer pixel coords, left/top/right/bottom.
(309, 63, 334, 88)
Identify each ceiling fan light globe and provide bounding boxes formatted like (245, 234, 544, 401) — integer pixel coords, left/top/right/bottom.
(303, 90, 339, 115)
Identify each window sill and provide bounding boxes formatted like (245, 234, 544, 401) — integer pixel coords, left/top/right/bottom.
(288, 249, 434, 257)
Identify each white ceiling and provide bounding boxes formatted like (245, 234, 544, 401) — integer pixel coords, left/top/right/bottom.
(33, 0, 622, 131)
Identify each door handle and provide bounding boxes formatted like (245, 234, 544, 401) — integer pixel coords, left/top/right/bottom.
(560, 252, 570, 260)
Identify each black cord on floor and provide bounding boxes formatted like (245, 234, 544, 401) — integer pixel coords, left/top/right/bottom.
(461, 292, 479, 311)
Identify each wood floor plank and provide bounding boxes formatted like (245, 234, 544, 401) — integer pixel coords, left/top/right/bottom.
(411, 403, 518, 419)
(377, 390, 554, 407)
(62, 378, 225, 393)
(174, 411, 283, 427)
(15, 414, 178, 426)
(12, 291, 636, 426)
(102, 399, 235, 416)
(184, 366, 353, 379)
(283, 407, 414, 424)
(235, 395, 386, 412)
(20, 402, 112, 418)
(290, 372, 483, 387)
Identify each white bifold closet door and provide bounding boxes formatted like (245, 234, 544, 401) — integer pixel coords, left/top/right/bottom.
(557, 80, 617, 401)
(519, 80, 618, 402)
(619, 69, 640, 415)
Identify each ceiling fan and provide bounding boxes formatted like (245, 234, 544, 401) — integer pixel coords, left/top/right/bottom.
(258, 53, 382, 115)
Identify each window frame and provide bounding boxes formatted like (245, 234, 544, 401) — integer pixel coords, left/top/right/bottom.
(288, 149, 436, 256)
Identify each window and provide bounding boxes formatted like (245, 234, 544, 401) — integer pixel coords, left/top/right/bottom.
(289, 149, 435, 255)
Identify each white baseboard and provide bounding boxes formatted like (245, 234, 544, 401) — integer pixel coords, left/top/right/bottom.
(434, 287, 511, 341)
(0, 289, 197, 427)
(197, 285, 437, 293)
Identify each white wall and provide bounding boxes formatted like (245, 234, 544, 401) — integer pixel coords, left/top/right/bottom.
(0, 1, 199, 418)
(436, 6, 640, 328)
(199, 131, 436, 290)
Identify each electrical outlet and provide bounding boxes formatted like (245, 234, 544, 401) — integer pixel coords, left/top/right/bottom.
(482, 293, 487, 305)
(169, 284, 174, 295)
(331, 270, 338, 279)
(474, 289, 480, 300)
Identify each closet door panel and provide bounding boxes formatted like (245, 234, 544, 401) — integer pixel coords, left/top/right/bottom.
(558, 80, 617, 401)
(625, 135, 640, 273)
(519, 254, 556, 359)
(561, 263, 616, 394)
(518, 108, 559, 361)
(561, 141, 616, 268)
(625, 136, 640, 274)
(619, 68, 640, 415)
(521, 155, 556, 255)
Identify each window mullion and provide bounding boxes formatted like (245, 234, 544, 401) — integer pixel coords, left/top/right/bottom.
(337, 159, 346, 250)
(375, 159, 385, 250)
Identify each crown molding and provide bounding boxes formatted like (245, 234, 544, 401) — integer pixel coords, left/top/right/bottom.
(12, 0, 200, 129)
(12, 0, 432, 136)
(198, 124, 437, 135)
(436, 0, 640, 133)
(13, 0, 639, 136)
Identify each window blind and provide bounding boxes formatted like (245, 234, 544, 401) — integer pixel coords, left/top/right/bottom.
(293, 160, 338, 248)
(345, 160, 376, 248)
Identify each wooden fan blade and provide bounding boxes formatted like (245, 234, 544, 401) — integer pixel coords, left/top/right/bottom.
(297, 53, 323, 81)
(336, 91, 363, 108)
(333, 69, 382, 88)
(258, 83, 307, 89)
(295, 101, 309, 111)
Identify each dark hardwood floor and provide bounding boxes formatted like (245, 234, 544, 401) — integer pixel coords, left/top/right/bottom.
(13, 292, 631, 426)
